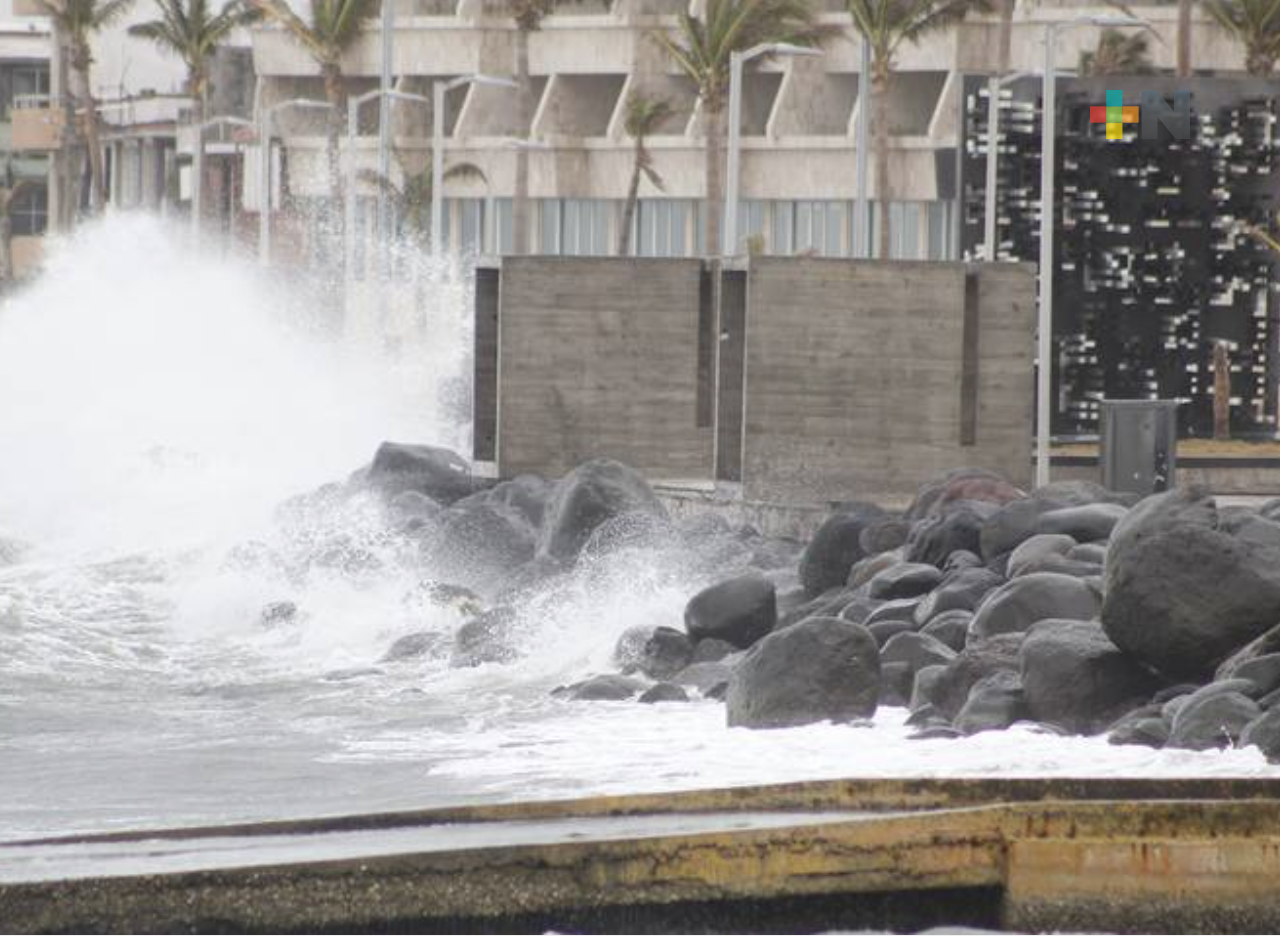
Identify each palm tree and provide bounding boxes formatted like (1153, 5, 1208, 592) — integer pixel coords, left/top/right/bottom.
(1207, 0, 1280, 74)
(35, 0, 134, 214)
(654, 0, 827, 257)
(617, 92, 672, 256)
(129, 0, 259, 126)
(359, 153, 485, 244)
(847, 0, 988, 259)
(249, 0, 379, 199)
(1079, 27, 1154, 74)
(0, 168, 35, 282)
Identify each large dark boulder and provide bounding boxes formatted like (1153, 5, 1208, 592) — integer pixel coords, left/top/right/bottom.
(422, 503, 536, 595)
(906, 469, 1023, 520)
(537, 459, 667, 564)
(859, 517, 911, 556)
(1241, 709, 1280, 760)
(920, 609, 973, 652)
(641, 627, 695, 680)
(363, 442, 477, 504)
(380, 630, 447, 663)
(954, 671, 1026, 735)
(726, 617, 880, 729)
(1035, 503, 1127, 542)
(1006, 534, 1076, 578)
(799, 505, 887, 597)
(980, 499, 1054, 562)
(450, 607, 519, 667)
(1020, 619, 1161, 734)
(562, 674, 647, 701)
(867, 563, 943, 601)
(912, 568, 1003, 622)
(881, 631, 956, 674)
(1167, 690, 1261, 751)
(684, 573, 777, 648)
(1102, 487, 1280, 681)
(968, 573, 1101, 642)
(905, 507, 989, 568)
(931, 633, 1023, 720)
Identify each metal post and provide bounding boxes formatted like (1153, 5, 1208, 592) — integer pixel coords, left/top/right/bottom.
(346, 96, 359, 289)
(258, 108, 271, 268)
(378, 0, 394, 251)
(983, 74, 1000, 262)
(192, 123, 203, 242)
(724, 50, 744, 257)
(1036, 24, 1057, 488)
(432, 80, 446, 256)
(854, 37, 871, 258)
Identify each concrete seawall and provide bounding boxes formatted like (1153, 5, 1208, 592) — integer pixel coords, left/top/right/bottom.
(4, 777, 1279, 933)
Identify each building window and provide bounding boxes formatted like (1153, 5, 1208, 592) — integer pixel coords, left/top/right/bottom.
(735, 199, 766, 252)
(491, 197, 512, 255)
(771, 200, 848, 256)
(927, 200, 955, 260)
(637, 199, 695, 257)
(539, 198, 609, 255)
(10, 183, 46, 236)
(1, 64, 49, 118)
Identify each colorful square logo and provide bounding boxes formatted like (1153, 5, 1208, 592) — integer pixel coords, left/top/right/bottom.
(1090, 90, 1140, 140)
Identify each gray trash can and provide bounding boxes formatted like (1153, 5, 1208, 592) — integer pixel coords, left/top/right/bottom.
(1100, 399, 1180, 495)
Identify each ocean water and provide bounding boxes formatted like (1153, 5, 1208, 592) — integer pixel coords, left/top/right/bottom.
(0, 215, 1275, 846)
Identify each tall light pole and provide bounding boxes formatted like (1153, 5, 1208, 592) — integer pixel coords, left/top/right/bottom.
(854, 37, 871, 258)
(258, 98, 334, 269)
(378, 0, 396, 247)
(191, 115, 252, 244)
(344, 88, 430, 285)
(724, 42, 821, 256)
(1035, 14, 1142, 486)
(431, 74, 517, 256)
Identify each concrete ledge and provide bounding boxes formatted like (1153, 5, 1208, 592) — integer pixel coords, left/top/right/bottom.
(4, 778, 1280, 933)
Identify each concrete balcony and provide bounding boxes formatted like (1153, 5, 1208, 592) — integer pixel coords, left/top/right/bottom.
(10, 98, 60, 151)
(251, 22, 510, 79)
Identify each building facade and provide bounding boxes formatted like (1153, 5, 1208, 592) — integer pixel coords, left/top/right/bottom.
(249, 0, 1256, 262)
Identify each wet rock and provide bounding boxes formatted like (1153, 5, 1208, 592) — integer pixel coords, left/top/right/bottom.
(1102, 487, 1280, 681)
(726, 616, 879, 729)
(690, 637, 738, 664)
(564, 674, 647, 701)
(363, 441, 476, 504)
(868, 620, 916, 647)
(865, 597, 924, 627)
(1035, 503, 1127, 542)
(613, 625, 652, 672)
(450, 607, 519, 667)
(1032, 479, 1135, 508)
(909, 664, 947, 711)
(639, 683, 690, 704)
(931, 634, 1023, 720)
(838, 595, 881, 625)
(537, 459, 667, 565)
(967, 573, 1101, 642)
(1020, 620, 1161, 734)
(1215, 624, 1280, 681)
(639, 627, 695, 680)
(920, 610, 973, 652)
(684, 573, 777, 648)
(868, 563, 943, 601)
(1230, 654, 1280, 698)
(672, 662, 735, 695)
(909, 724, 962, 741)
(848, 552, 903, 590)
(1006, 534, 1077, 578)
(954, 671, 1026, 735)
(859, 517, 911, 556)
(422, 503, 536, 595)
(907, 469, 1023, 520)
(879, 661, 914, 707)
(905, 704, 945, 726)
(579, 511, 677, 562)
(799, 505, 887, 597)
(380, 630, 447, 663)
(1068, 542, 1108, 566)
(881, 631, 956, 674)
(389, 490, 443, 525)
(913, 568, 1004, 622)
(483, 474, 552, 531)
(905, 507, 989, 568)
(1167, 690, 1261, 751)
(1241, 709, 1280, 760)
(1107, 710, 1171, 749)
(980, 499, 1054, 562)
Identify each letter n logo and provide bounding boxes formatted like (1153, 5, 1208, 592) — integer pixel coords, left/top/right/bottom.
(1140, 90, 1192, 141)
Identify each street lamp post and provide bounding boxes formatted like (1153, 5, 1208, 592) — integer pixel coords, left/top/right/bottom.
(854, 37, 871, 258)
(430, 74, 517, 256)
(1035, 14, 1142, 486)
(344, 87, 431, 283)
(258, 98, 334, 269)
(724, 42, 821, 256)
(191, 115, 253, 244)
